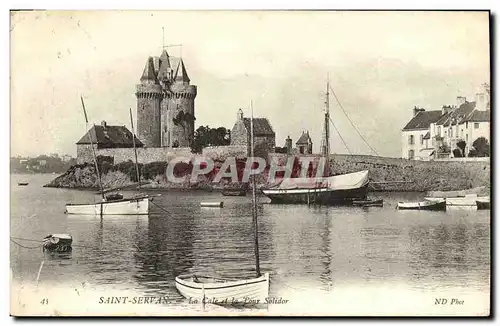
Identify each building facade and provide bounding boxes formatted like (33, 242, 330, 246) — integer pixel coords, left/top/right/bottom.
(136, 50, 197, 148)
(230, 109, 276, 158)
(295, 131, 313, 154)
(402, 83, 490, 160)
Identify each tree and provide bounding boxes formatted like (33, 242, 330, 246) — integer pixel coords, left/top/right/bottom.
(452, 148, 463, 158)
(190, 126, 231, 153)
(469, 137, 490, 157)
(456, 140, 466, 157)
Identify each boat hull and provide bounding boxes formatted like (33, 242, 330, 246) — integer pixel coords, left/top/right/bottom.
(221, 190, 247, 196)
(397, 200, 446, 211)
(262, 184, 368, 205)
(352, 199, 383, 207)
(175, 273, 269, 304)
(477, 199, 490, 210)
(42, 234, 73, 252)
(424, 195, 489, 209)
(65, 197, 149, 215)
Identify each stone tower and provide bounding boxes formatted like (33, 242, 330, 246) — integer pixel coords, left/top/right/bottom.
(136, 49, 197, 148)
(136, 57, 162, 147)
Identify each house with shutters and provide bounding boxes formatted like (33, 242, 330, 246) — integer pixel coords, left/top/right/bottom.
(402, 83, 490, 160)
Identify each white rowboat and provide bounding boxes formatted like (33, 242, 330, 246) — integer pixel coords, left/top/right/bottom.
(175, 273, 270, 304)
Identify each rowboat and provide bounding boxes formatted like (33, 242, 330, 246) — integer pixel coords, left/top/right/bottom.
(221, 189, 247, 196)
(353, 199, 383, 207)
(200, 202, 224, 208)
(397, 199, 446, 211)
(175, 273, 270, 304)
(175, 101, 269, 305)
(18, 182, 29, 186)
(65, 195, 150, 215)
(477, 197, 490, 210)
(261, 170, 370, 205)
(425, 194, 489, 209)
(42, 234, 72, 252)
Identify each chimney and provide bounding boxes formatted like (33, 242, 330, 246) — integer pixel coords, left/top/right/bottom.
(475, 92, 487, 111)
(413, 106, 425, 116)
(285, 136, 292, 154)
(101, 120, 107, 128)
(456, 96, 466, 107)
(442, 105, 450, 115)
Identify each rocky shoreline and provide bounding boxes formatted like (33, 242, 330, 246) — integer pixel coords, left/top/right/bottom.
(44, 156, 491, 193)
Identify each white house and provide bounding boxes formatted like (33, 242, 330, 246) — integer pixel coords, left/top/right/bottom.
(401, 107, 441, 160)
(402, 83, 490, 160)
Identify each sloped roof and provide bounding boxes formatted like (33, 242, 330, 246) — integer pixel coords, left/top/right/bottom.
(174, 59, 190, 82)
(140, 57, 159, 83)
(402, 110, 442, 131)
(296, 131, 312, 145)
(462, 109, 490, 123)
(423, 131, 431, 140)
(436, 101, 475, 126)
(157, 49, 172, 80)
(242, 118, 275, 136)
(76, 124, 144, 148)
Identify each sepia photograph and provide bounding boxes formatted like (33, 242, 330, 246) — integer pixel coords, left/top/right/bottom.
(9, 10, 491, 317)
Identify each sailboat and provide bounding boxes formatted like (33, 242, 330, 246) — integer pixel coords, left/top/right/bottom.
(261, 79, 370, 205)
(175, 102, 270, 304)
(65, 99, 153, 215)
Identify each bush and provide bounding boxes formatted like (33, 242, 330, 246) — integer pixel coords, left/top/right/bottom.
(142, 162, 168, 180)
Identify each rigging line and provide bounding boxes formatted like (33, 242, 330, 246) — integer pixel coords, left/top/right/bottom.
(10, 238, 42, 249)
(328, 116, 352, 155)
(328, 85, 379, 156)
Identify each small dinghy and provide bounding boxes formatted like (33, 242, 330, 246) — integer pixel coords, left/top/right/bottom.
(200, 202, 224, 208)
(397, 199, 446, 211)
(476, 197, 490, 210)
(18, 182, 29, 186)
(175, 273, 270, 305)
(352, 199, 383, 207)
(221, 189, 247, 197)
(42, 234, 72, 252)
(105, 193, 124, 201)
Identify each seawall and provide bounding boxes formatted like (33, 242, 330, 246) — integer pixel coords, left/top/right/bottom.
(46, 154, 490, 193)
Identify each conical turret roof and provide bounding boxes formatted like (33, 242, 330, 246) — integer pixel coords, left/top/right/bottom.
(140, 57, 158, 83)
(174, 59, 190, 83)
(157, 49, 172, 80)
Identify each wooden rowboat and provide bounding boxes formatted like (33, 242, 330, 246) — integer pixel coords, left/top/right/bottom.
(42, 234, 72, 252)
(18, 182, 29, 186)
(397, 199, 446, 211)
(175, 273, 270, 304)
(477, 198, 490, 210)
(221, 189, 247, 197)
(352, 199, 383, 207)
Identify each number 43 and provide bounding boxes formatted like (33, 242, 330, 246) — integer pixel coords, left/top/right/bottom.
(40, 298, 48, 305)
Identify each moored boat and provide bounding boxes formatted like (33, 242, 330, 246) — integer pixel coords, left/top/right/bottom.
(397, 199, 446, 211)
(18, 182, 29, 186)
(476, 197, 490, 210)
(426, 186, 486, 198)
(175, 273, 270, 304)
(261, 170, 369, 205)
(65, 195, 150, 215)
(175, 101, 269, 305)
(221, 189, 247, 196)
(42, 234, 72, 252)
(353, 199, 383, 207)
(425, 194, 488, 209)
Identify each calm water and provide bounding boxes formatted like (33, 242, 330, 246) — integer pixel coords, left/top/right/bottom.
(10, 174, 490, 315)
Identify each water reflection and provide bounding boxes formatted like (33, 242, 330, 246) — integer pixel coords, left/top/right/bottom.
(407, 222, 490, 292)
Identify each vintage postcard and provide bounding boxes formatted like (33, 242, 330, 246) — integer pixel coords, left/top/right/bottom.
(9, 10, 491, 317)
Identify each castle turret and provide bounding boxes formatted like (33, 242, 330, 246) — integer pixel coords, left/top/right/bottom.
(162, 58, 197, 148)
(136, 57, 162, 147)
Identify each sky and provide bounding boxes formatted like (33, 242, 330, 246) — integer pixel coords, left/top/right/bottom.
(10, 10, 490, 158)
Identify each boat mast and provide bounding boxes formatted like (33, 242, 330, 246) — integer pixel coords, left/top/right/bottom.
(80, 96, 105, 201)
(322, 75, 331, 177)
(250, 100, 261, 277)
(129, 108, 141, 188)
